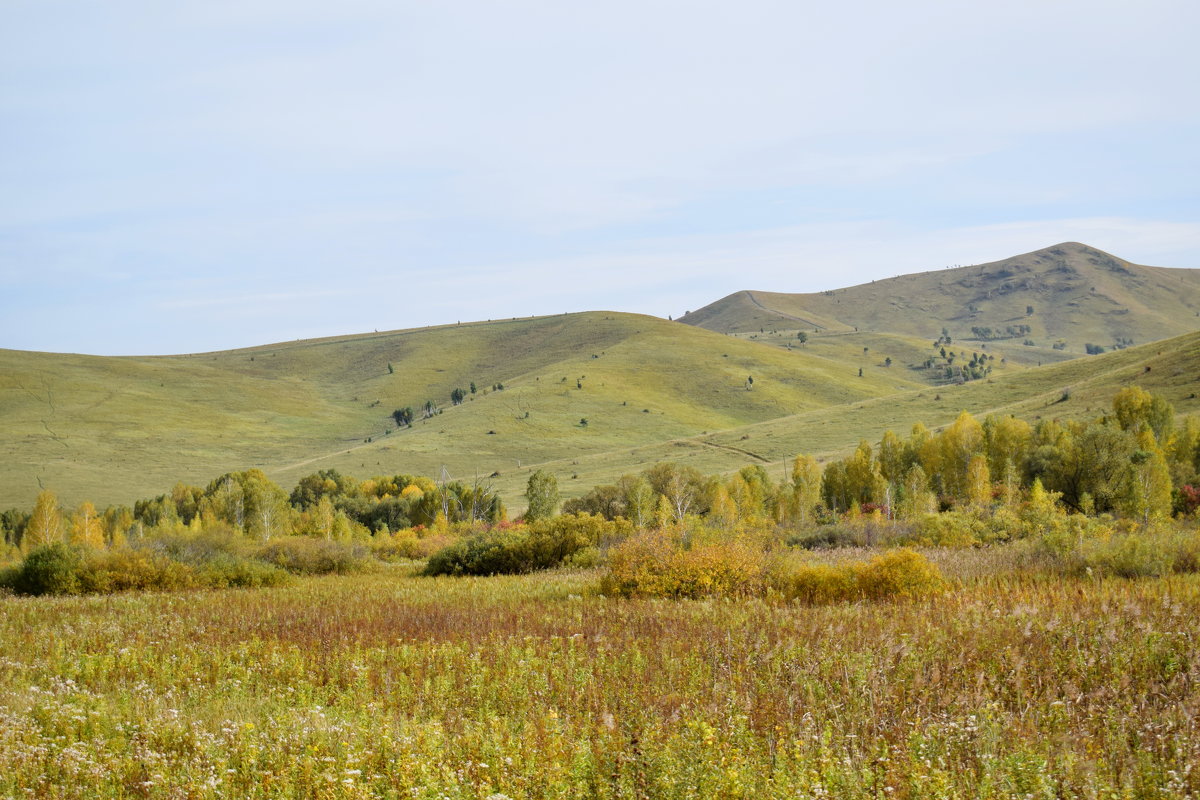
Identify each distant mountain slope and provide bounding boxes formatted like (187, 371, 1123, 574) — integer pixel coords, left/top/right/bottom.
(0, 312, 922, 508)
(681, 243, 1200, 353)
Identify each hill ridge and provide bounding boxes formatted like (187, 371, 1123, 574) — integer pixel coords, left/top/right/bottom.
(3, 243, 1199, 512)
(681, 242, 1200, 351)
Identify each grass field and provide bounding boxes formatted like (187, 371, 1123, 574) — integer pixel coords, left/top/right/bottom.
(2, 555, 1198, 798)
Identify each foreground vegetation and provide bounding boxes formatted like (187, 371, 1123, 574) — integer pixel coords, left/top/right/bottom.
(3, 384, 1200, 795)
(2, 560, 1199, 798)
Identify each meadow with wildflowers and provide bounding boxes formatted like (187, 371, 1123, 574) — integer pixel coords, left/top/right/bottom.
(3, 385, 1200, 797)
(2, 556, 1199, 798)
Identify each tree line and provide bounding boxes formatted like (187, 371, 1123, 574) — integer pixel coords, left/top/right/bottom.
(561, 387, 1199, 526)
(3, 386, 1196, 558)
(2, 468, 503, 555)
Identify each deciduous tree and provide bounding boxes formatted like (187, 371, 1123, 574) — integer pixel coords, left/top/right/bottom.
(68, 501, 104, 549)
(25, 489, 63, 550)
(525, 470, 559, 522)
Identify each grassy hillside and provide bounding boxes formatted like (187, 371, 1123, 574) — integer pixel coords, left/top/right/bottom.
(0, 312, 921, 509)
(727, 327, 1076, 374)
(682, 242, 1200, 354)
(4, 241, 1197, 515)
(477, 330, 1200, 503)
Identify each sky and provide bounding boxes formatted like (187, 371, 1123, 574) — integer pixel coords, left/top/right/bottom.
(2, 0, 1199, 355)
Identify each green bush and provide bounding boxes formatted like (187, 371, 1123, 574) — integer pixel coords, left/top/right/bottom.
(7, 539, 294, 596)
(257, 537, 377, 575)
(785, 524, 863, 550)
(11, 544, 86, 596)
(1084, 534, 1172, 578)
(77, 548, 200, 593)
(197, 553, 291, 588)
(768, 561, 858, 604)
(1169, 529, 1200, 573)
(147, 529, 246, 565)
(1021, 519, 1200, 579)
(0, 564, 17, 595)
(854, 548, 948, 599)
(563, 545, 601, 569)
(424, 528, 534, 576)
(425, 514, 629, 577)
(370, 530, 454, 561)
(602, 533, 946, 603)
(892, 512, 985, 547)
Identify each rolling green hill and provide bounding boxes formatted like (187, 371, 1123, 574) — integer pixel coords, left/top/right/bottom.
(476, 329, 1200, 502)
(3, 242, 1197, 515)
(680, 242, 1200, 355)
(0, 312, 922, 509)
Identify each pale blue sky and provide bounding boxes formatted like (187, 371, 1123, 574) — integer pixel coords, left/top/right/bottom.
(2, 0, 1198, 354)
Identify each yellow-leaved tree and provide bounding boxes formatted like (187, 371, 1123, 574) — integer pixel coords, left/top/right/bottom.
(707, 482, 738, 528)
(1120, 430, 1173, 523)
(965, 456, 992, 509)
(938, 411, 984, 502)
(24, 489, 64, 550)
(68, 501, 105, 549)
(787, 455, 823, 525)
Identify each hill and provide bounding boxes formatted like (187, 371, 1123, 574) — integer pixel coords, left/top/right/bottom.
(680, 242, 1200, 355)
(482, 329, 1200, 502)
(3, 242, 1197, 515)
(0, 312, 922, 509)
